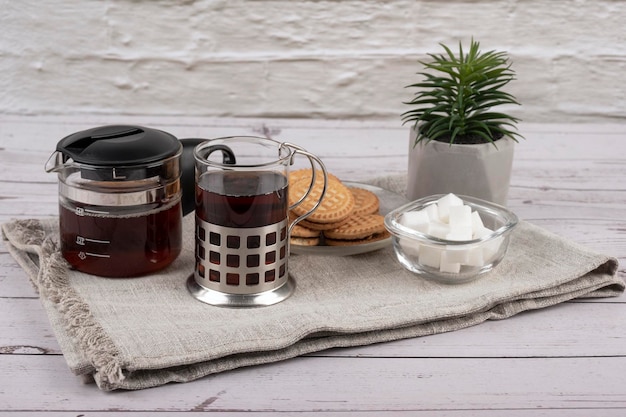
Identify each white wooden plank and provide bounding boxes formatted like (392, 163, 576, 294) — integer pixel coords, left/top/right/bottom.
(6, 412, 626, 417)
(2, 115, 626, 162)
(0, 298, 61, 355)
(0, 252, 39, 299)
(1, 354, 625, 412)
(512, 160, 626, 191)
(3, 150, 626, 194)
(5, 157, 626, 192)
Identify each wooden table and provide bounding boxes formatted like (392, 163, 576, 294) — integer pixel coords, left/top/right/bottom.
(1, 115, 625, 415)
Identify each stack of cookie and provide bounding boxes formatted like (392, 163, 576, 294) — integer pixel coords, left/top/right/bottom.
(288, 169, 390, 247)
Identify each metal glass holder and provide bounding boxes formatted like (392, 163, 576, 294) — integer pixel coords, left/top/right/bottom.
(188, 217, 295, 307)
(186, 274, 295, 307)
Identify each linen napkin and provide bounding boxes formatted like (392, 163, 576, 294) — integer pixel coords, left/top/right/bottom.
(2, 176, 623, 391)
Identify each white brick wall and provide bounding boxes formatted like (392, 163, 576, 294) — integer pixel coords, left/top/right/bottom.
(2, 0, 625, 123)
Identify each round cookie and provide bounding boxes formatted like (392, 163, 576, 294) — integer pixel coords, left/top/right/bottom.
(323, 214, 386, 241)
(289, 175, 355, 224)
(289, 223, 321, 246)
(325, 230, 391, 246)
(296, 216, 349, 231)
(290, 235, 321, 246)
(289, 169, 339, 187)
(289, 211, 343, 231)
(349, 187, 380, 216)
(290, 223, 321, 238)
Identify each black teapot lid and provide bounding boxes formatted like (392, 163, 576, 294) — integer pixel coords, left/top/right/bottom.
(56, 125, 180, 166)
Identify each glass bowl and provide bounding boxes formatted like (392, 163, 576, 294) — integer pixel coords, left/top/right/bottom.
(384, 194, 518, 284)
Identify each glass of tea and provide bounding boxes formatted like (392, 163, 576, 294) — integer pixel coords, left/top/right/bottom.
(187, 136, 328, 307)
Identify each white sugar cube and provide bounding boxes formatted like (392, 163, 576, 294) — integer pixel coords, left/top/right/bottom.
(400, 209, 430, 233)
(425, 203, 439, 221)
(399, 238, 420, 257)
(471, 211, 485, 234)
(466, 245, 485, 266)
(444, 245, 470, 264)
(449, 205, 472, 230)
(437, 193, 464, 222)
(446, 227, 473, 241)
(473, 226, 493, 240)
(427, 221, 450, 239)
(440, 256, 461, 273)
(418, 245, 442, 268)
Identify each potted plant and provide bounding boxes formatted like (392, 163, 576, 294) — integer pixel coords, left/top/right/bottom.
(401, 39, 522, 206)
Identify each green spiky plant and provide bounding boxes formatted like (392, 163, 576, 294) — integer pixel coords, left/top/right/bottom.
(402, 39, 523, 146)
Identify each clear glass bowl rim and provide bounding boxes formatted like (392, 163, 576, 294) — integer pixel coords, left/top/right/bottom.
(384, 194, 519, 247)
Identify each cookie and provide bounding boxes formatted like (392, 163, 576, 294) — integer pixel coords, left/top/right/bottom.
(349, 187, 380, 216)
(289, 175, 355, 224)
(290, 223, 321, 238)
(289, 220, 323, 246)
(295, 216, 349, 231)
(290, 235, 322, 246)
(289, 169, 339, 186)
(325, 230, 391, 246)
(323, 214, 386, 241)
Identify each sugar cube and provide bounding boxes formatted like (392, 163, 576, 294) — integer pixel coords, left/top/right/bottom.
(473, 226, 493, 240)
(436, 193, 464, 222)
(449, 205, 472, 230)
(400, 209, 430, 233)
(444, 244, 470, 263)
(427, 221, 450, 239)
(471, 211, 485, 234)
(446, 227, 473, 241)
(399, 238, 420, 258)
(439, 253, 461, 273)
(418, 245, 442, 268)
(465, 245, 485, 266)
(425, 203, 439, 222)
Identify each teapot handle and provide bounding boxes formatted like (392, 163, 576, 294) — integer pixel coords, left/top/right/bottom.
(179, 139, 236, 216)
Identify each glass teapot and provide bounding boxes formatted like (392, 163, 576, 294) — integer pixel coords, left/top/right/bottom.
(44, 125, 230, 278)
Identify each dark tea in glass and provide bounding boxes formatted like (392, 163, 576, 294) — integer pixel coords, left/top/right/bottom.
(59, 198, 182, 278)
(196, 171, 288, 227)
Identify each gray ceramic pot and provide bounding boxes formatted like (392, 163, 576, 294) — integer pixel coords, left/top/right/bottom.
(406, 127, 515, 206)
